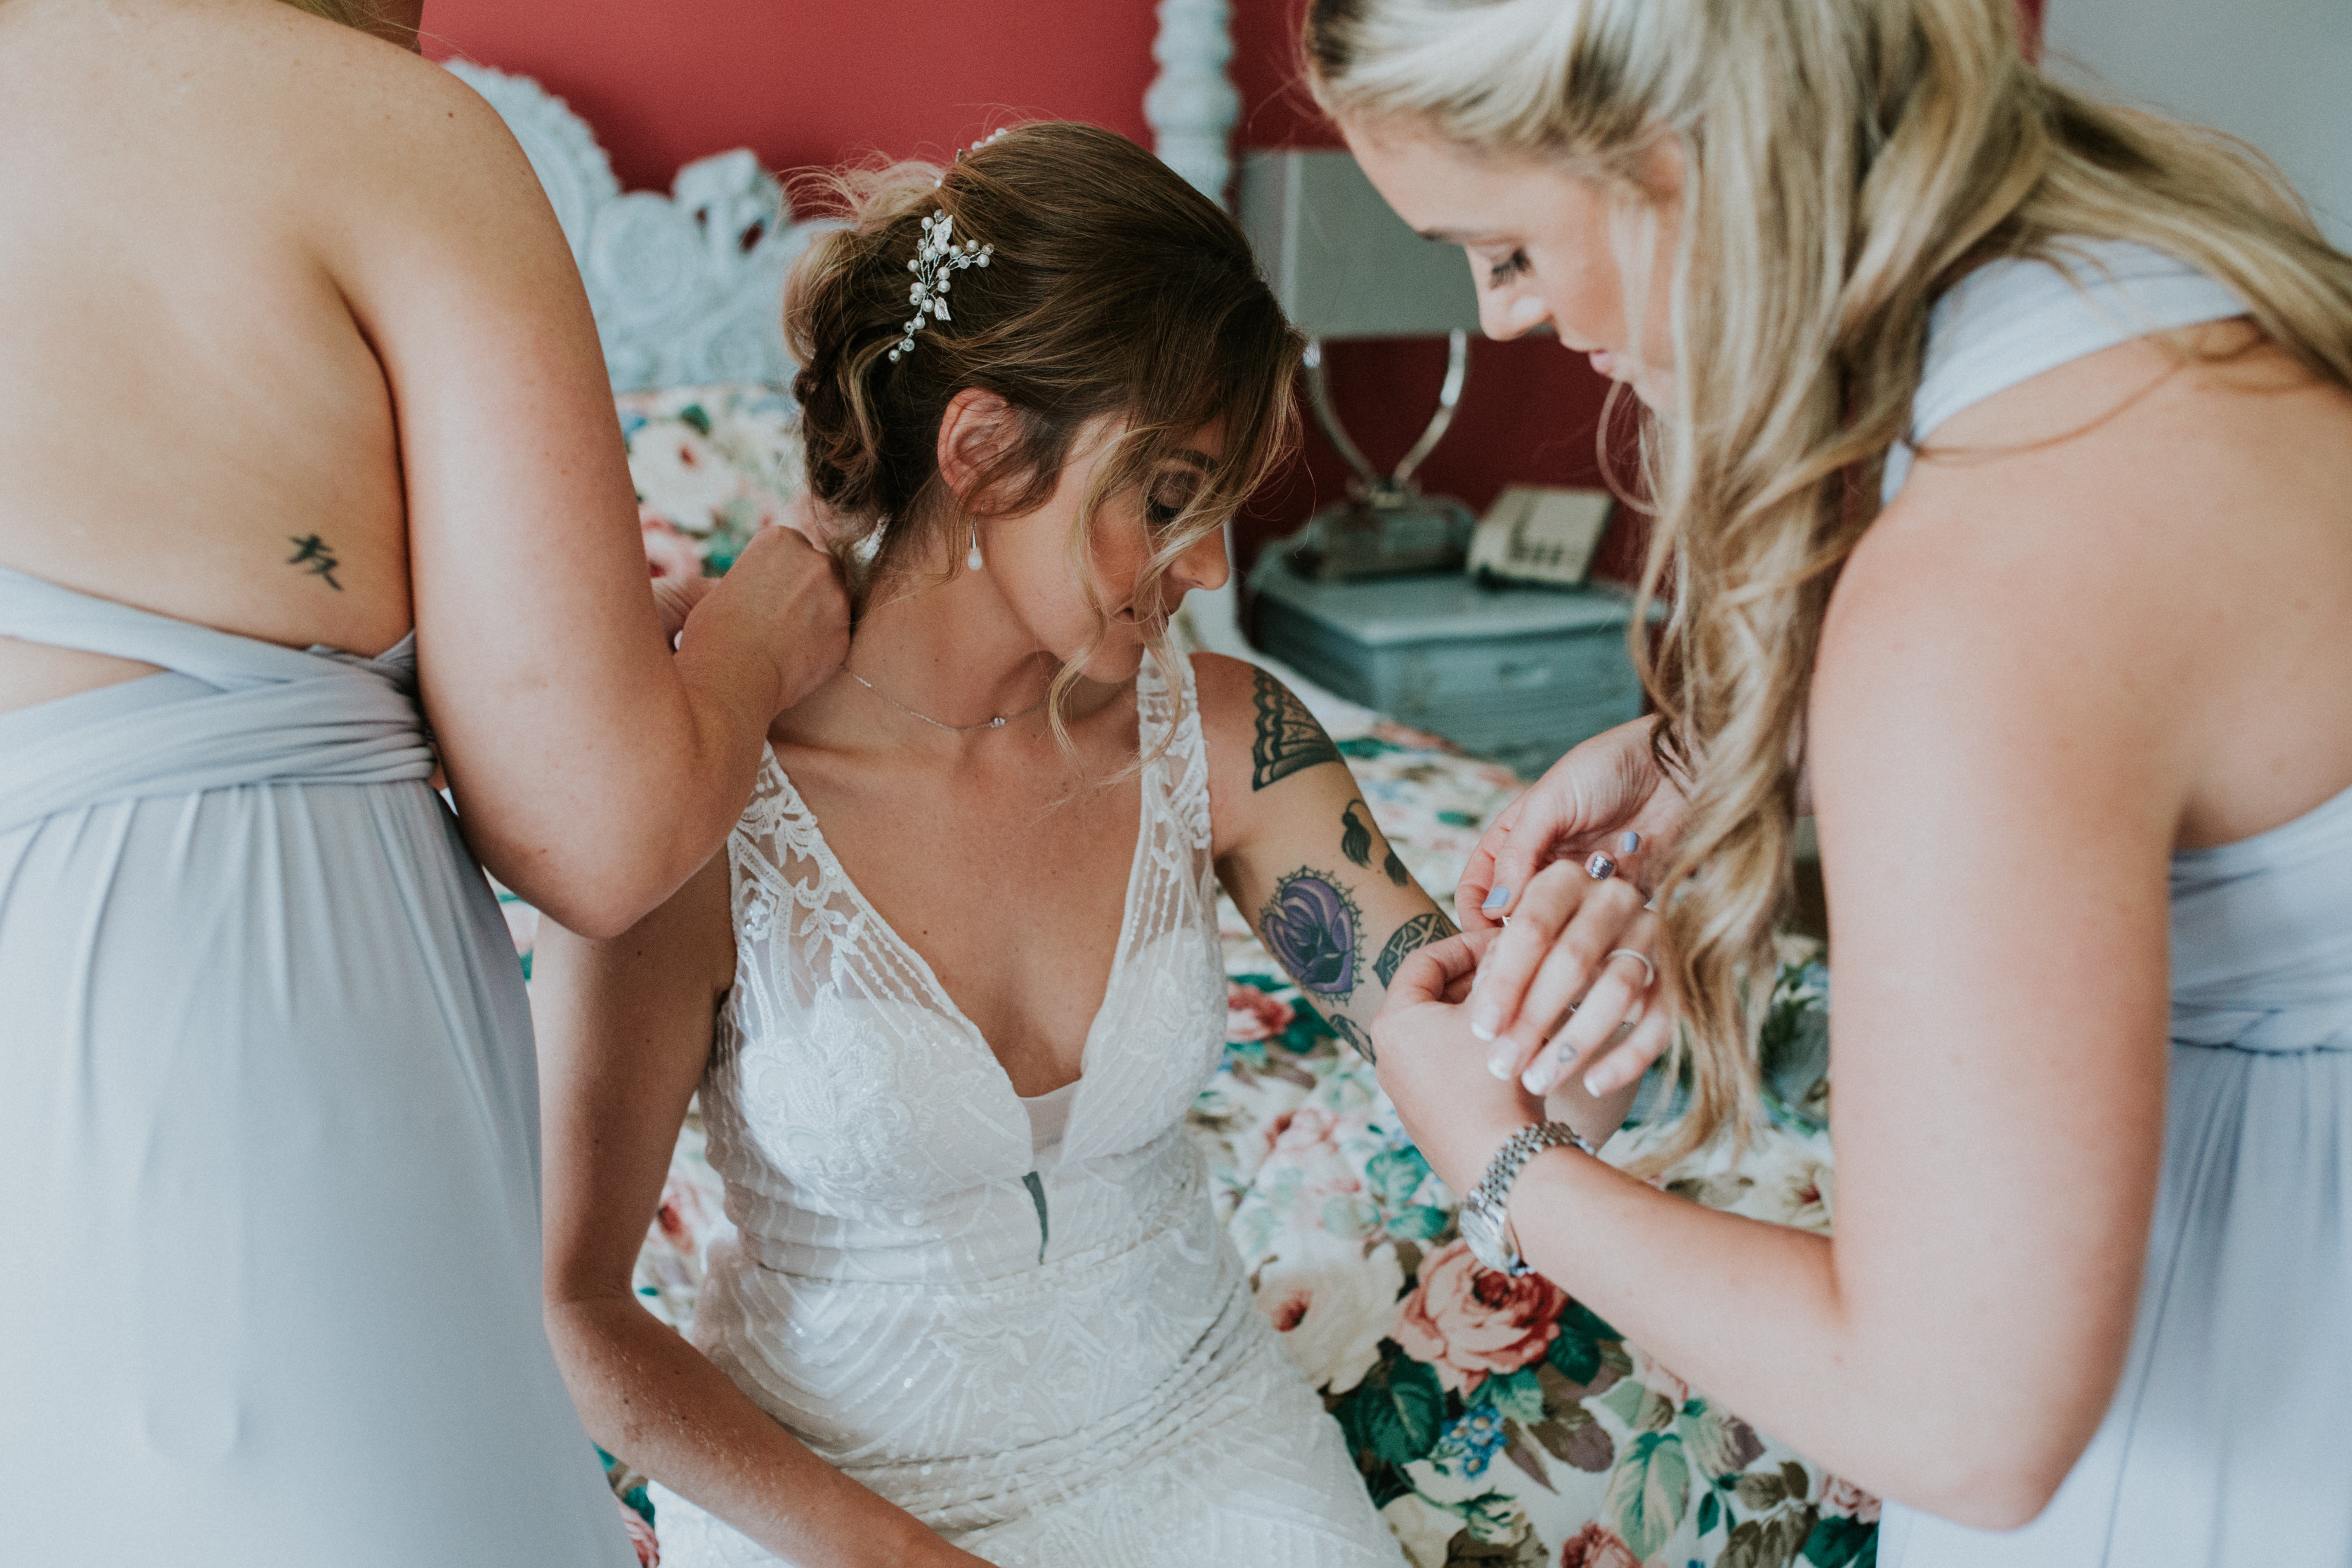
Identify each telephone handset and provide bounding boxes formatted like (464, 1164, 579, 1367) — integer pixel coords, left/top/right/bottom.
(1466, 486, 1613, 590)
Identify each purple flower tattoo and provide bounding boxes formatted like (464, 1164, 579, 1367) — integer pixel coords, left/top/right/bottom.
(1260, 869, 1362, 997)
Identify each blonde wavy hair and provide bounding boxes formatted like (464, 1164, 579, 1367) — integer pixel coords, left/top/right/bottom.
(784, 123, 1301, 755)
(1307, 0, 2352, 1164)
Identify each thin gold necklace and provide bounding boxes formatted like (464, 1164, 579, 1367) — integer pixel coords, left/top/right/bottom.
(842, 666, 1048, 734)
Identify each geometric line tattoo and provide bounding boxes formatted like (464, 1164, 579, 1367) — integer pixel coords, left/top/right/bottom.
(1325, 1010, 1376, 1064)
(1250, 667, 1342, 790)
(1374, 910, 1457, 990)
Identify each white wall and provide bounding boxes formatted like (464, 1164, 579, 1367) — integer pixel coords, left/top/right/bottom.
(2045, 0, 2352, 248)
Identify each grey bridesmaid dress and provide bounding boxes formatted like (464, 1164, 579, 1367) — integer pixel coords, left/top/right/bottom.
(1877, 243, 2352, 1564)
(0, 567, 633, 1565)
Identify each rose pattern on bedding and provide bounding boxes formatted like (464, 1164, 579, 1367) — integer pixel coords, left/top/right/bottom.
(1187, 951, 1867, 1568)
(617, 383, 805, 576)
(507, 388, 1872, 1567)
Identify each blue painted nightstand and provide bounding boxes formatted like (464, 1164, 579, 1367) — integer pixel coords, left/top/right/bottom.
(1248, 550, 1651, 780)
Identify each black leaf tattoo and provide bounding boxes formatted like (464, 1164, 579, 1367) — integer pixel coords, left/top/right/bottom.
(1327, 1011, 1376, 1065)
(1250, 667, 1342, 790)
(1343, 798, 1413, 887)
(1375, 911, 1457, 990)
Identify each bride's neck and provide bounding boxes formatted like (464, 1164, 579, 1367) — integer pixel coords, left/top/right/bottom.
(845, 556, 1059, 732)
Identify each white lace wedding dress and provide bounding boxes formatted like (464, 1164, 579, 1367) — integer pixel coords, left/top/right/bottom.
(647, 657, 1404, 1568)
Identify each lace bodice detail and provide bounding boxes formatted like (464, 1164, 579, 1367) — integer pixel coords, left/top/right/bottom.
(664, 654, 1407, 1564)
(708, 656, 1223, 1258)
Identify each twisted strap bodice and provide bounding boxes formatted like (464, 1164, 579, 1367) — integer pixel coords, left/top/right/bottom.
(2170, 784, 2352, 1054)
(0, 566, 433, 834)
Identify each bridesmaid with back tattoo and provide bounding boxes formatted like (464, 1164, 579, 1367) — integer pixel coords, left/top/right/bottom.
(0, 2, 846, 1561)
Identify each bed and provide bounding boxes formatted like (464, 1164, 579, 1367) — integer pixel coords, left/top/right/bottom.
(450, 59, 1874, 1568)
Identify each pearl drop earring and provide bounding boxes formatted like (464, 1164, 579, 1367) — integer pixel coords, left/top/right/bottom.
(967, 523, 983, 572)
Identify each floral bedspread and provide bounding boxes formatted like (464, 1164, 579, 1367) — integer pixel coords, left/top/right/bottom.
(536, 386, 1876, 1567)
(619, 383, 807, 578)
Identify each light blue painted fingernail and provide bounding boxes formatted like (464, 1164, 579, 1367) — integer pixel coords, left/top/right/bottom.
(1619, 831, 1641, 853)
(1482, 884, 1512, 912)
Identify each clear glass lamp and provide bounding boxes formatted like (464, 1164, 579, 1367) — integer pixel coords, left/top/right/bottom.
(1238, 148, 1487, 581)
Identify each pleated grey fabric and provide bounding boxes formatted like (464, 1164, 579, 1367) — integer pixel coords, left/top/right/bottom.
(0, 566, 633, 1566)
(1879, 248, 2352, 1566)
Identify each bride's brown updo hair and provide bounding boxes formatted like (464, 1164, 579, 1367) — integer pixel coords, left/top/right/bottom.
(786, 123, 1301, 693)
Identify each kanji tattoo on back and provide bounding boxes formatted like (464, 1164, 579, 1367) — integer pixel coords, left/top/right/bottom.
(286, 534, 343, 591)
(1250, 667, 1342, 790)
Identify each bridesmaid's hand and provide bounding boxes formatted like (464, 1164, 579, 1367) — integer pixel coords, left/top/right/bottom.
(682, 526, 850, 714)
(652, 575, 714, 643)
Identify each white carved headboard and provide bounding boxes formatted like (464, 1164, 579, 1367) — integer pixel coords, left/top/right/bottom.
(443, 61, 826, 392)
(444, 21, 1255, 657)
(445, 6, 1237, 395)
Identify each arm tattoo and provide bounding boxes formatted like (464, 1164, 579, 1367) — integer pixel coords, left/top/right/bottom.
(1259, 868, 1362, 997)
(1342, 799, 1412, 888)
(1375, 911, 1457, 990)
(1250, 667, 1342, 790)
(286, 534, 344, 591)
(1326, 1011, 1375, 1065)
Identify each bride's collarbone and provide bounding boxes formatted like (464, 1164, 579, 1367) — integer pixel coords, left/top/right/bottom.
(779, 749, 1148, 1081)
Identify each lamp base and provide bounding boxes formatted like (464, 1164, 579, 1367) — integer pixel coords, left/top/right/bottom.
(1286, 494, 1476, 581)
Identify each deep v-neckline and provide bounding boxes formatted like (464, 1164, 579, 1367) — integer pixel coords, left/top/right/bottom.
(758, 732, 1154, 1104)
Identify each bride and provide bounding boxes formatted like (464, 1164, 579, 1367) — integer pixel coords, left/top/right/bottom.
(531, 123, 1623, 1567)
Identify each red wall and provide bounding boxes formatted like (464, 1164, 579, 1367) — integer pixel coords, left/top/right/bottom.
(423, 0, 2041, 581)
(423, 1, 1157, 194)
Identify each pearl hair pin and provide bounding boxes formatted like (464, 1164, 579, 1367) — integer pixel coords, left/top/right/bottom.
(887, 211, 993, 364)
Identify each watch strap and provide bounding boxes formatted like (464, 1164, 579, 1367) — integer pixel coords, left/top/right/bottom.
(1469, 1122, 1593, 1275)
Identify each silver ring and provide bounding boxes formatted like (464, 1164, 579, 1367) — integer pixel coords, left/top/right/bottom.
(1606, 948, 1656, 988)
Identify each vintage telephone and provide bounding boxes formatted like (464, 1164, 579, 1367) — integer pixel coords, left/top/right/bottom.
(1466, 485, 1615, 590)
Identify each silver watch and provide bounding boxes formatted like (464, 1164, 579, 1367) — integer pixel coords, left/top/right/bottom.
(1458, 1122, 1592, 1276)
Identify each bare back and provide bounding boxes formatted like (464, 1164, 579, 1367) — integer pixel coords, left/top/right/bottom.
(0, 0, 838, 936)
(0, 0, 435, 704)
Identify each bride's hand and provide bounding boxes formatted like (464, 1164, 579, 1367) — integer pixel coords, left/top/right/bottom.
(1451, 717, 1684, 1097)
(1371, 928, 1542, 1194)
